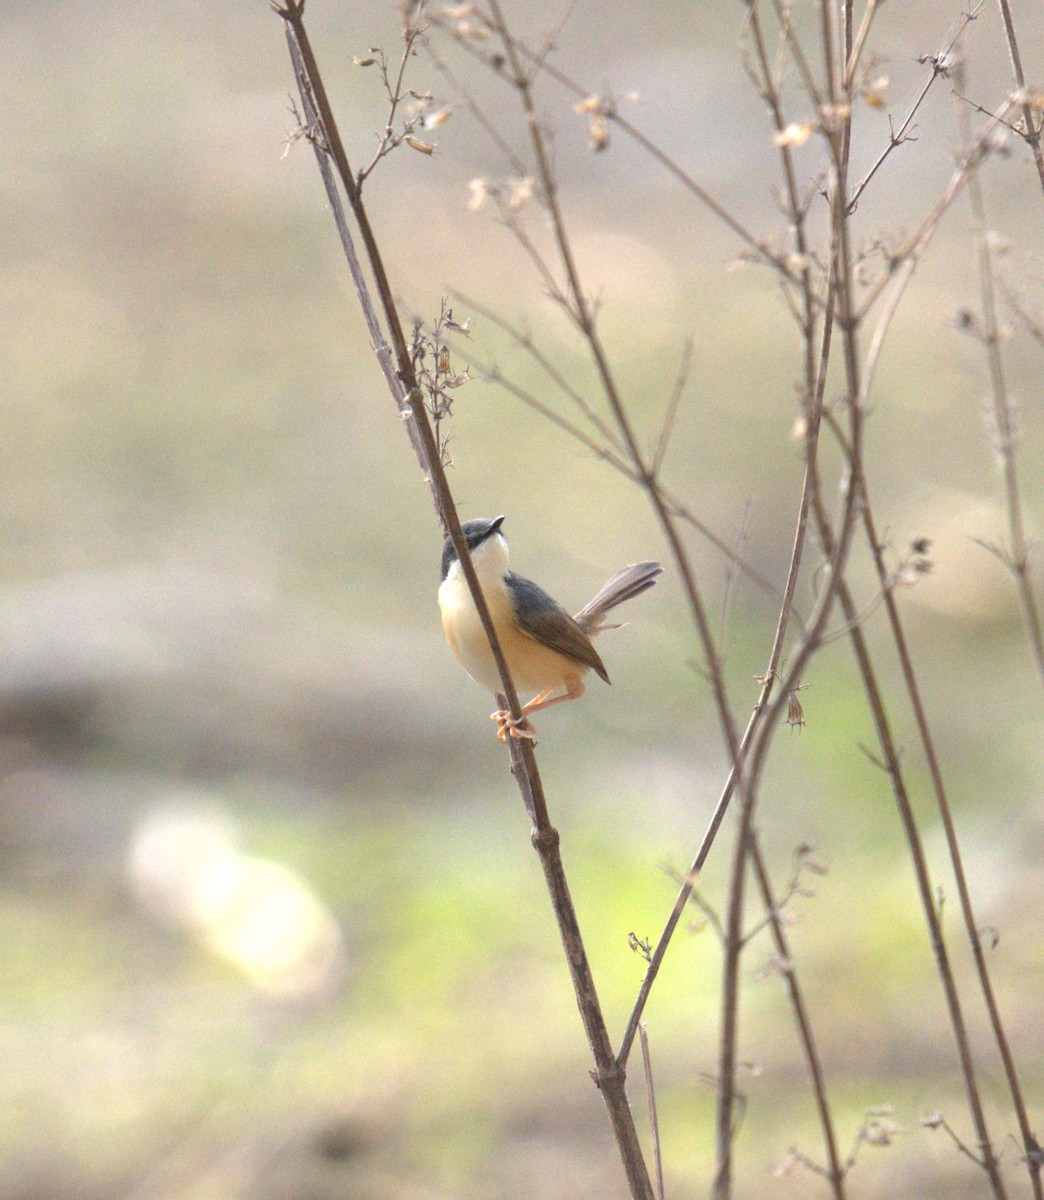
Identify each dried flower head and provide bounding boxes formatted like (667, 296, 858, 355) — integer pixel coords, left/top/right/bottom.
(506, 176, 535, 210)
(423, 105, 454, 130)
(574, 95, 603, 115)
(466, 178, 489, 212)
(862, 1116, 901, 1146)
(819, 102, 852, 131)
(588, 114, 610, 152)
(862, 75, 889, 108)
(775, 122, 814, 148)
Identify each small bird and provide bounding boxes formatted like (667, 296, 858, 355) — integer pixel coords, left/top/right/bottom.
(439, 515, 662, 741)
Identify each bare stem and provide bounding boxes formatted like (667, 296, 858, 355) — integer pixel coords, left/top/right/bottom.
(749, 840, 846, 1198)
(847, 3, 984, 213)
(825, 569, 1010, 1199)
(638, 1025, 666, 1200)
(434, 11, 813, 291)
(442, 293, 784, 601)
(960, 74, 1044, 687)
(462, 35, 843, 1199)
(274, 5, 653, 1197)
(864, 501, 1043, 1199)
(995, 0, 1044, 195)
(484, 3, 757, 1026)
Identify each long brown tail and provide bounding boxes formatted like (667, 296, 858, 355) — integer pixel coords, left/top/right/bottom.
(574, 561, 662, 635)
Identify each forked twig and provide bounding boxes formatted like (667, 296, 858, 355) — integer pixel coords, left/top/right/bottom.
(847, 3, 985, 213)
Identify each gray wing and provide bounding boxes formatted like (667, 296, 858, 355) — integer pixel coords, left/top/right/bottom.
(505, 572, 610, 683)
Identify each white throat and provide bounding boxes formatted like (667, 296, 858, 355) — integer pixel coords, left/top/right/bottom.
(451, 531, 510, 588)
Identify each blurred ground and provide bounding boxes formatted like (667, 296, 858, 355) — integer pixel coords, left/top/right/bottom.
(2, 2, 1042, 1198)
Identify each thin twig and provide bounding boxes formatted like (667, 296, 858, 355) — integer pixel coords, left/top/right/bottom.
(995, 0, 1044, 194)
(1001, 281, 1044, 349)
(717, 499, 755, 653)
(856, 97, 1017, 321)
(848, 70, 935, 213)
(448, 289, 627, 454)
(652, 336, 693, 476)
(426, 38, 529, 176)
(484, 0, 753, 877)
(847, 3, 984, 213)
(432, 12, 813, 291)
(959, 64, 1044, 688)
(358, 25, 427, 185)
(711, 7, 869, 1189)
(749, 840, 846, 1198)
(442, 299, 784, 600)
(638, 1025, 666, 1200)
(617, 246, 840, 1076)
(769, 0, 825, 117)
(843, 0, 879, 89)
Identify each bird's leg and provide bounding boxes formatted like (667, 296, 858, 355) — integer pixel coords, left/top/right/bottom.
(491, 682, 586, 742)
(491, 690, 550, 742)
(492, 710, 537, 742)
(523, 681, 585, 717)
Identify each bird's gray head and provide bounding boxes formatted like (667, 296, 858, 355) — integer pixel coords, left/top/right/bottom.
(441, 515, 506, 580)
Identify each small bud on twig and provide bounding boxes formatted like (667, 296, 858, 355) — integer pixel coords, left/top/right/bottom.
(787, 689, 806, 730)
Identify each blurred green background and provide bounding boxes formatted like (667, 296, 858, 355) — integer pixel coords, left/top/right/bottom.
(2, 2, 1042, 1197)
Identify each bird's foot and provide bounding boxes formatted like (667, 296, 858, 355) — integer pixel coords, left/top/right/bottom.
(491, 709, 537, 743)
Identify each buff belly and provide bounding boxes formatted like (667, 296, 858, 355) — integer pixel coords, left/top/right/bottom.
(439, 572, 586, 696)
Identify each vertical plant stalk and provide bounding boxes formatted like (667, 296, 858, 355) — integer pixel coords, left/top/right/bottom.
(748, 841, 846, 1198)
(274, 5, 653, 1197)
(963, 104, 1044, 686)
(828, 68, 1043, 1195)
(820, 558, 1010, 1200)
(712, 0, 875, 1189)
(709, 247, 851, 1197)
(805, 18, 1011, 1195)
(470, 19, 853, 1197)
(638, 1025, 666, 1200)
(477, 12, 833, 1196)
(739, 9, 846, 1194)
(995, 0, 1044, 195)
(862, 497, 1042, 1200)
(955, 78, 1044, 1192)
